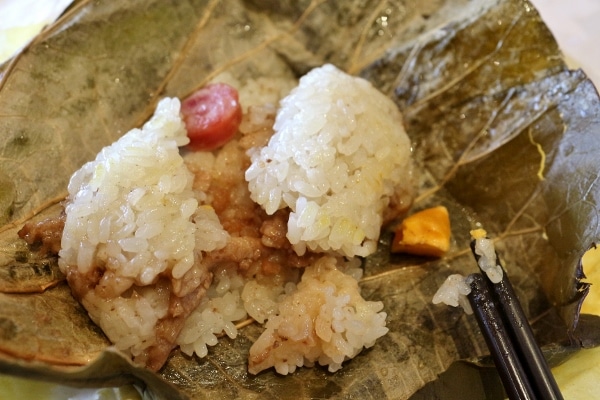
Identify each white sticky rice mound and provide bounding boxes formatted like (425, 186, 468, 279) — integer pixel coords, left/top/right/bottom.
(58, 97, 229, 365)
(59, 97, 227, 285)
(247, 256, 388, 375)
(245, 64, 412, 258)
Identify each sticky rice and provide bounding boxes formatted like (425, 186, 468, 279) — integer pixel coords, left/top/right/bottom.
(58, 98, 228, 369)
(246, 64, 413, 258)
(56, 66, 414, 375)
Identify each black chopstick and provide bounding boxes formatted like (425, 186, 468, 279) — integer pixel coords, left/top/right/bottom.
(467, 240, 564, 400)
(467, 273, 536, 400)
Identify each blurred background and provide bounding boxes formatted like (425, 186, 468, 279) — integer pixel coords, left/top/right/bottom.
(533, 0, 599, 87)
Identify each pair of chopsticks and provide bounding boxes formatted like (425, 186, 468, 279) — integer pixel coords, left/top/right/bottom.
(466, 238, 563, 400)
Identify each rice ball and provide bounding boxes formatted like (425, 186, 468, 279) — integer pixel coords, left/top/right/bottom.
(246, 64, 413, 258)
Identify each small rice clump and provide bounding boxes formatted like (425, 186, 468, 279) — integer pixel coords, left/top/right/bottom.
(247, 255, 388, 375)
(176, 265, 248, 358)
(245, 64, 412, 258)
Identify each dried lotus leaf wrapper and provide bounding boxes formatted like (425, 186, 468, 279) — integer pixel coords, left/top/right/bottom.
(0, 0, 598, 399)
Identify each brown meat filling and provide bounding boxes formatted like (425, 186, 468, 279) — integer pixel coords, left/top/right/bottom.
(18, 213, 65, 255)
